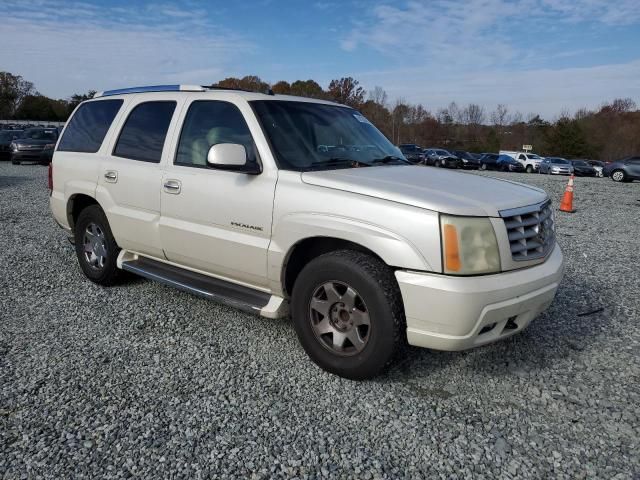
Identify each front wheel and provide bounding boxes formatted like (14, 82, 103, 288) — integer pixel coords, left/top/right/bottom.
(291, 250, 405, 380)
(480, 163, 487, 171)
(611, 170, 625, 182)
(74, 205, 121, 286)
(526, 165, 533, 173)
(434, 159, 441, 168)
(11, 159, 20, 165)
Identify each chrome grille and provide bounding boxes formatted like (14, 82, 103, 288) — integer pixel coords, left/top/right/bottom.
(500, 200, 555, 261)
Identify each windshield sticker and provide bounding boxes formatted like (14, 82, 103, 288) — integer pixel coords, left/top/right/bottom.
(353, 114, 370, 124)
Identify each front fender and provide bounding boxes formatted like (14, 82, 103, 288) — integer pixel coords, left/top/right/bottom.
(268, 212, 436, 295)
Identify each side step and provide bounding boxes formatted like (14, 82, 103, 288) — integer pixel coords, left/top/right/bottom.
(120, 255, 273, 315)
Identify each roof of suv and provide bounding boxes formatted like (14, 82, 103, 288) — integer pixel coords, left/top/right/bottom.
(92, 84, 344, 107)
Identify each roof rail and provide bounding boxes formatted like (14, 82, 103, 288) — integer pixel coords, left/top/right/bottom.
(93, 84, 206, 98)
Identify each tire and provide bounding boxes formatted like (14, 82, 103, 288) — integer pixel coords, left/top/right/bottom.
(526, 165, 533, 173)
(434, 160, 441, 168)
(74, 205, 121, 286)
(611, 170, 625, 182)
(480, 163, 487, 171)
(11, 159, 19, 165)
(291, 250, 405, 380)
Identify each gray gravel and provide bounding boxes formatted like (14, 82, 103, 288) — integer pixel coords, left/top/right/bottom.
(1, 162, 639, 479)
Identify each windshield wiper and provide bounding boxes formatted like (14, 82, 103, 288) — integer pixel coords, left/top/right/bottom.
(307, 157, 370, 171)
(370, 155, 411, 165)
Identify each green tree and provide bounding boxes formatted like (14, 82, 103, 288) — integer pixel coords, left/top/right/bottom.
(544, 118, 593, 158)
(14, 94, 67, 121)
(290, 79, 326, 99)
(271, 81, 291, 94)
(213, 75, 269, 92)
(0, 71, 35, 118)
(327, 77, 365, 108)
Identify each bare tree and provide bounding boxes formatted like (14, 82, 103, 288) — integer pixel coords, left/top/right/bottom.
(0, 71, 35, 118)
(464, 103, 485, 125)
(368, 86, 388, 107)
(490, 104, 509, 127)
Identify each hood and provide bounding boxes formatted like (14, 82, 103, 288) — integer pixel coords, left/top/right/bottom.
(14, 138, 53, 146)
(301, 165, 547, 217)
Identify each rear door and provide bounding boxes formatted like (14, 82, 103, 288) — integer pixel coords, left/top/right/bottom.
(96, 95, 182, 258)
(158, 98, 277, 289)
(627, 158, 640, 178)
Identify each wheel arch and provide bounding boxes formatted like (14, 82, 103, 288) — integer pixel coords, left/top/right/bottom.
(66, 193, 101, 230)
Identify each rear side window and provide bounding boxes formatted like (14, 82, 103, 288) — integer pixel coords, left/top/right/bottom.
(58, 100, 123, 153)
(113, 101, 176, 163)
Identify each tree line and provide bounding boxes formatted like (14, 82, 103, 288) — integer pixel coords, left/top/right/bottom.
(1, 71, 638, 161)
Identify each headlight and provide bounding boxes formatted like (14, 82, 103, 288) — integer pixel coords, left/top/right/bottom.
(440, 215, 501, 275)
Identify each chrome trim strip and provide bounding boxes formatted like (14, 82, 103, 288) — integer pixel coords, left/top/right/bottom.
(498, 198, 550, 218)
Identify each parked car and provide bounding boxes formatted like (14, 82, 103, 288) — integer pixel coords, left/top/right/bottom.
(499, 151, 544, 173)
(496, 154, 526, 172)
(585, 160, 605, 177)
(539, 157, 574, 175)
(603, 156, 640, 182)
(10, 127, 59, 165)
(478, 153, 500, 170)
(569, 159, 597, 177)
(398, 144, 425, 164)
(424, 148, 460, 168)
(50, 84, 564, 379)
(450, 150, 481, 169)
(0, 130, 24, 160)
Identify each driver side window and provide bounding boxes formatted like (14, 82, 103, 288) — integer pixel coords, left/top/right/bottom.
(175, 101, 258, 167)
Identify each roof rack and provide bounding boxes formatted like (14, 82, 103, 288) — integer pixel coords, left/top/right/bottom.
(92, 84, 276, 98)
(93, 85, 206, 98)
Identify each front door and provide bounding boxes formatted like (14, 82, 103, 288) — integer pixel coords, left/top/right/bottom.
(159, 100, 277, 289)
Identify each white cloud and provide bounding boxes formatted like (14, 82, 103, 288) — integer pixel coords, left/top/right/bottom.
(354, 59, 640, 118)
(0, 1, 252, 98)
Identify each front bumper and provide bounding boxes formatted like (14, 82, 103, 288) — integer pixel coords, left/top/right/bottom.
(11, 149, 50, 163)
(396, 244, 564, 351)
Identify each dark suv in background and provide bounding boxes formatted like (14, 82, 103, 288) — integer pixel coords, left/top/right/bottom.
(0, 130, 24, 160)
(10, 127, 59, 165)
(398, 144, 425, 164)
(603, 156, 640, 182)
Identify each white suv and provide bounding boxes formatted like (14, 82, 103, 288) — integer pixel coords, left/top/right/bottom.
(50, 85, 564, 379)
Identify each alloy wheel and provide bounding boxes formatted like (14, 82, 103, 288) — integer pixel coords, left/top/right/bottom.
(308, 281, 371, 356)
(83, 222, 108, 269)
(612, 170, 624, 182)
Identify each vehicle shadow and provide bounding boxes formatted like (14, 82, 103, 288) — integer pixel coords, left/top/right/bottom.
(0, 176, 30, 188)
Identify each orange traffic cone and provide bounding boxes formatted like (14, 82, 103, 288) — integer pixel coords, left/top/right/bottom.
(559, 174, 576, 213)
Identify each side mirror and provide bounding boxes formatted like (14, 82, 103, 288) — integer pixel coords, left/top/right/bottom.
(206, 143, 261, 174)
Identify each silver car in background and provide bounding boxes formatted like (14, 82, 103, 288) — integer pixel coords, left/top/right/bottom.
(539, 157, 574, 175)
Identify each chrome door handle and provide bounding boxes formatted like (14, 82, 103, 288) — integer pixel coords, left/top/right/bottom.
(163, 180, 181, 194)
(104, 171, 118, 182)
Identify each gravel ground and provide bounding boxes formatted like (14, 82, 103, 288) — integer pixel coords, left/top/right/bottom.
(1, 162, 639, 479)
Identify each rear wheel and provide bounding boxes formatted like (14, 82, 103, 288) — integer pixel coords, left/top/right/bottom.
(526, 165, 533, 173)
(74, 205, 121, 286)
(434, 159, 441, 168)
(11, 159, 20, 165)
(291, 250, 405, 380)
(611, 170, 625, 182)
(480, 163, 487, 171)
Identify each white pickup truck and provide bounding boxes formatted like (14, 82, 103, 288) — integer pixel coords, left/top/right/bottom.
(499, 150, 545, 173)
(50, 85, 564, 379)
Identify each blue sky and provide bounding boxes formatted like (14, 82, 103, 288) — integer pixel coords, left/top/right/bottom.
(1, 0, 639, 118)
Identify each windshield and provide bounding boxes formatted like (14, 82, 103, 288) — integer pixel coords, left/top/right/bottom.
(400, 145, 420, 152)
(0, 132, 15, 141)
(23, 129, 57, 141)
(528, 154, 542, 159)
(436, 150, 450, 156)
(551, 158, 568, 164)
(572, 160, 588, 166)
(251, 101, 404, 171)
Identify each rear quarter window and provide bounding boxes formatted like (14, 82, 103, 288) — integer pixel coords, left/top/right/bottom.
(58, 100, 123, 153)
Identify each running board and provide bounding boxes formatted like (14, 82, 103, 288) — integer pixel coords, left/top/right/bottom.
(120, 254, 279, 316)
